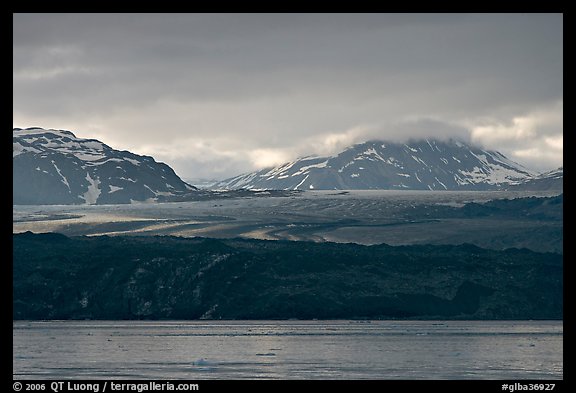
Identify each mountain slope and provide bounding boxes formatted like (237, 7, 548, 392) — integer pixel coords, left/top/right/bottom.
(507, 167, 563, 191)
(13, 127, 197, 205)
(215, 139, 535, 191)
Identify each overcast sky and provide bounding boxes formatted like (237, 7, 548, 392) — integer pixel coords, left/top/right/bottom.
(13, 13, 563, 180)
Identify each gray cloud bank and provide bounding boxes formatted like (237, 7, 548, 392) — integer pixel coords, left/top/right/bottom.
(13, 13, 563, 179)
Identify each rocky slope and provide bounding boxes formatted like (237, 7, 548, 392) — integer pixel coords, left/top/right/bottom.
(13, 127, 197, 204)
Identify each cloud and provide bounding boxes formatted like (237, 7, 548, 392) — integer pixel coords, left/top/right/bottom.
(133, 135, 253, 179)
(469, 100, 563, 171)
(248, 148, 293, 168)
(13, 13, 563, 178)
(298, 126, 373, 157)
(471, 118, 537, 143)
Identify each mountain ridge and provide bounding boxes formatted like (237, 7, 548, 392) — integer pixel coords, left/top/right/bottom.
(215, 138, 538, 191)
(507, 167, 563, 191)
(13, 127, 197, 205)
(14, 129, 562, 203)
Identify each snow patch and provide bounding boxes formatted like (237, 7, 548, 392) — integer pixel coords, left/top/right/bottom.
(13, 141, 41, 157)
(51, 160, 70, 190)
(338, 161, 356, 173)
(385, 157, 404, 168)
(459, 152, 532, 184)
(73, 152, 105, 161)
(124, 157, 141, 166)
(89, 158, 124, 166)
(453, 173, 470, 185)
(434, 177, 448, 190)
(81, 173, 101, 204)
(458, 164, 530, 185)
(404, 144, 418, 153)
(361, 148, 386, 162)
(293, 174, 310, 190)
(109, 185, 123, 193)
(83, 141, 104, 150)
(265, 160, 298, 177)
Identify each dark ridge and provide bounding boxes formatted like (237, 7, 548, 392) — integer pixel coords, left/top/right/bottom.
(13, 233, 562, 321)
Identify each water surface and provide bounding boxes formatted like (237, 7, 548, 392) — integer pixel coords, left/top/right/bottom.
(13, 320, 563, 380)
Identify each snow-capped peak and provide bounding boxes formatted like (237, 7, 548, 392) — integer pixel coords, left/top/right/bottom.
(214, 138, 536, 191)
(13, 127, 197, 205)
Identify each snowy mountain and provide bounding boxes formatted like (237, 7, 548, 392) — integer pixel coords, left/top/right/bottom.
(508, 167, 563, 191)
(215, 139, 536, 191)
(13, 127, 197, 205)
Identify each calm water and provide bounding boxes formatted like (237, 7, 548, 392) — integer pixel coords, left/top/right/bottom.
(13, 320, 562, 380)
